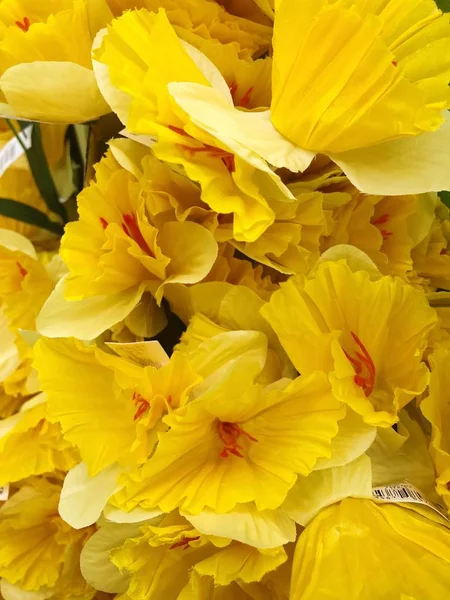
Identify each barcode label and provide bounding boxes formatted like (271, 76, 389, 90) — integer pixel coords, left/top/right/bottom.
(372, 482, 449, 522)
(0, 484, 9, 501)
(0, 125, 33, 178)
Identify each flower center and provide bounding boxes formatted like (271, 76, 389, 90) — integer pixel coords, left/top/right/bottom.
(169, 125, 235, 173)
(217, 421, 257, 458)
(342, 331, 376, 397)
(133, 392, 150, 421)
(169, 536, 200, 550)
(15, 17, 30, 32)
(371, 213, 392, 240)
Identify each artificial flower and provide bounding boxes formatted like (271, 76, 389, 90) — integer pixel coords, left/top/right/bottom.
(0, 478, 95, 598)
(110, 359, 343, 514)
(93, 8, 300, 242)
(0, 0, 113, 122)
(106, 0, 272, 57)
(36, 148, 218, 339)
(262, 259, 437, 426)
(421, 347, 450, 512)
(166, 0, 450, 195)
(0, 393, 79, 486)
(34, 337, 201, 476)
(290, 498, 450, 600)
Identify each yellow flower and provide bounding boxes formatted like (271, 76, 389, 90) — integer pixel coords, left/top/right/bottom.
(0, 229, 57, 415)
(0, 0, 112, 122)
(93, 8, 299, 243)
(421, 347, 450, 513)
(321, 186, 421, 280)
(410, 196, 450, 292)
(111, 360, 343, 514)
(164, 0, 450, 196)
(0, 394, 79, 487)
(36, 148, 218, 339)
(83, 511, 287, 599)
(173, 282, 295, 383)
(262, 260, 437, 426)
(0, 478, 95, 597)
(105, 0, 271, 58)
(291, 498, 450, 600)
(34, 337, 201, 477)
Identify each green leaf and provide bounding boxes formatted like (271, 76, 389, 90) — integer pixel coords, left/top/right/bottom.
(439, 191, 450, 209)
(6, 120, 68, 223)
(0, 198, 64, 235)
(436, 0, 450, 11)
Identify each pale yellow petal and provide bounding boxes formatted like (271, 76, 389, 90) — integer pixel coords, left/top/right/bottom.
(59, 462, 121, 529)
(330, 113, 450, 195)
(184, 506, 296, 549)
(0, 62, 110, 124)
(282, 454, 373, 526)
(36, 278, 145, 339)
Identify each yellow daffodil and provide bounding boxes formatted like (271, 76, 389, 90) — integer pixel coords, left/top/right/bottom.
(0, 478, 95, 598)
(106, 0, 272, 58)
(93, 8, 301, 243)
(0, 229, 57, 416)
(321, 187, 422, 280)
(411, 197, 450, 292)
(34, 337, 201, 477)
(82, 511, 287, 600)
(421, 347, 450, 513)
(291, 498, 450, 600)
(262, 259, 437, 427)
(111, 354, 343, 514)
(172, 282, 295, 383)
(36, 149, 218, 339)
(159, 0, 450, 196)
(0, 393, 79, 487)
(0, 0, 112, 122)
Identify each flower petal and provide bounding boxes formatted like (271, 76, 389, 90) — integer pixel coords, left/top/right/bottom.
(169, 81, 315, 172)
(0, 62, 110, 124)
(184, 506, 296, 549)
(330, 113, 450, 195)
(36, 277, 145, 339)
(59, 462, 121, 529)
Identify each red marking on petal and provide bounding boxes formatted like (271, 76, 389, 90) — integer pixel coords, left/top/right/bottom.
(169, 536, 200, 550)
(168, 125, 189, 137)
(440, 249, 448, 256)
(16, 262, 27, 277)
(239, 86, 254, 108)
(16, 17, 30, 32)
(99, 217, 109, 230)
(179, 143, 236, 173)
(392, 60, 398, 66)
(133, 392, 150, 421)
(122, 213, 154, 256)
(343, 332, 376, 397)
(217, 421, 257, 458)
(371, 213, 389, 226)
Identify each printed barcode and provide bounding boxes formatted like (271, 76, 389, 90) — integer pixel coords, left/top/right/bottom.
(372, 485, 424, 502)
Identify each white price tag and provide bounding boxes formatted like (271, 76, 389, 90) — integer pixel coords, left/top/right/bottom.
(372, 482, 449, 522)
(0, 483, 10, 501)
(0, 125, 33, 178)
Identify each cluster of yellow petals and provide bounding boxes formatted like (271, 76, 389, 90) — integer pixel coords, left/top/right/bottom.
(0, 1, 449, 600)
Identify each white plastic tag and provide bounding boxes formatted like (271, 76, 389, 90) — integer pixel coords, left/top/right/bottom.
(0, 125, 33, 178)
(0, 484, 10, 501)
(372, 482, 449, 522)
